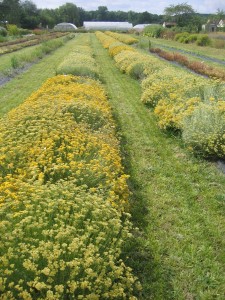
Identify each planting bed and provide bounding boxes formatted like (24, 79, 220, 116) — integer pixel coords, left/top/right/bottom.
(0, 33, 225, 299)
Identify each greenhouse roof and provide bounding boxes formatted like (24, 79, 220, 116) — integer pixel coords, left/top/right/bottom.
(133, 24, 151, 29)
(54, 23, 77, 31)
(83, 22, 133, 31)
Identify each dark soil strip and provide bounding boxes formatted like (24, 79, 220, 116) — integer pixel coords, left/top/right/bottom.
(0, 62, 36, 86)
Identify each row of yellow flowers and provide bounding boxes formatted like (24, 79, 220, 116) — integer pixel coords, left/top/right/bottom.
(0, 35, 141, 298)
(95, 31, 225, 159)
(104, 31, 138, 45)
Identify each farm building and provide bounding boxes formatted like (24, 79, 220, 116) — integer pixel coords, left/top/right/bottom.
(202, 20, 218, 32)
(83, 22, 133, 31)
(163, 22, 177, 28)
(54, 23, 77, 32)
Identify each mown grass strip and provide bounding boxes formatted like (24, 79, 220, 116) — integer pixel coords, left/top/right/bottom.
(91, 33, 225, 300)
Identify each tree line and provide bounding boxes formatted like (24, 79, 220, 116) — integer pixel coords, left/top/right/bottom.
(0, 0, 164, 29)
(0, 0, 224, 31)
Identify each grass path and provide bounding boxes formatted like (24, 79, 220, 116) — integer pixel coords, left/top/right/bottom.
(91, 35, 225, 299)
(0, 37, 78, 117)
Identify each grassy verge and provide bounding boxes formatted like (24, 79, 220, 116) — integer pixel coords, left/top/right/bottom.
(0, 37, 78, 117)
(91, 34, 225, 299)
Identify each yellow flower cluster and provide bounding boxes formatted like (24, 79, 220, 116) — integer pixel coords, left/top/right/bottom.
(109, 43, 136, 57)
(140, 58, 225, 158)
(105, 31, 138, 45)
(141, 66, 210, 129)
(95, 31, 118, 49)
(115, 50, 153, 80)
(95, 31, 136, 57)
(0, 75, 141, 298)
(56, 34, 99, 79)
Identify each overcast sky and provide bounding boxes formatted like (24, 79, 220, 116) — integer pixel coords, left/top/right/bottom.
(32, 0, 225, 14)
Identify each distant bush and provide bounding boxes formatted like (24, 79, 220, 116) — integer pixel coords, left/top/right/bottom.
(160, 29, 176, 40)
(143, 25, 164, 38)
(174, 32, 190, 43)
(6, 24, 20, 36)
(196, 34, 211, 46)
(18, 28, 32, 36)
(187, 34, 198, 43)
(0, 26, 7, 37)
(182, 101, 225, 158)
(0, 35, 7, 42)
(174, 32, 211, 46)
(212, 39, 225, 49)
(32, 28, 48, 35)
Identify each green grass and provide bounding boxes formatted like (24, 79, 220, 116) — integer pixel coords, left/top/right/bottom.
(0, 37, 78, 117)
(1, 33, 225, 299)
(91, 34, 225, 299)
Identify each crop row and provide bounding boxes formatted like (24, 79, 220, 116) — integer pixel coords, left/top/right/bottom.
(0, 36, 140, 298)
(0, 32, 68, 56)
(150, 47, 225, 81)
(96, 31, 225, 159)
(104, 31, 138, 45)
(56, 34, 99, 79)
(0, 34, 75, 79)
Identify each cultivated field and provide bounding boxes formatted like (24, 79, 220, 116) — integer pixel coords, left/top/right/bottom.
(0, 32, 224, 299)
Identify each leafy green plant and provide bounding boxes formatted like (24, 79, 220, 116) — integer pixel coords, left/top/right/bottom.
(143, 25, 164, 38)
(11, 56, 20, 69)
(196, 34, 211, 46)
(182, 100, 225, 158)
(0, 26, 8, 37)
(6, 24, 20, 36)
(174, 32, 190, 43)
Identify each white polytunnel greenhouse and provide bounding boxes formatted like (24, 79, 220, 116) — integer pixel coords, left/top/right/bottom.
(83, 22, 133, 31)
(54, 23, 77, 32)
(133, 24, 150, 30)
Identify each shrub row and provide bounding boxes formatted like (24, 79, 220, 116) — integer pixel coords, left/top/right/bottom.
(0, 74, 141, 299)
(0, 32, 63, 47)
(0, 34, 141, 298)
(174, 32, 211, 46)
(56, 34, 99, 79)
(0, 32, 68, 55)
(96, 31, 225, 159)
(150, 47, 225, 81)
(1, 34, 74, 78)
(143, 25, 165, 38)
(105, 31, 138, 45)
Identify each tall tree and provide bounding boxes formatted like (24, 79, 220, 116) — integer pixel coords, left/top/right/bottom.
(0, 0, 21, 25)
(58, 2, 79, 25)
(164, 2, 195, 27)
(20, 0, 39, 29)
(216, 8, 225, 20)
(39, 9, 56, 28)
(96, 6, 108, 21)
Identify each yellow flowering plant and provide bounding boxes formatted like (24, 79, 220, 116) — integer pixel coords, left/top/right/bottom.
(0, 73, 141, 298)
(105, 31, 138, 45)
